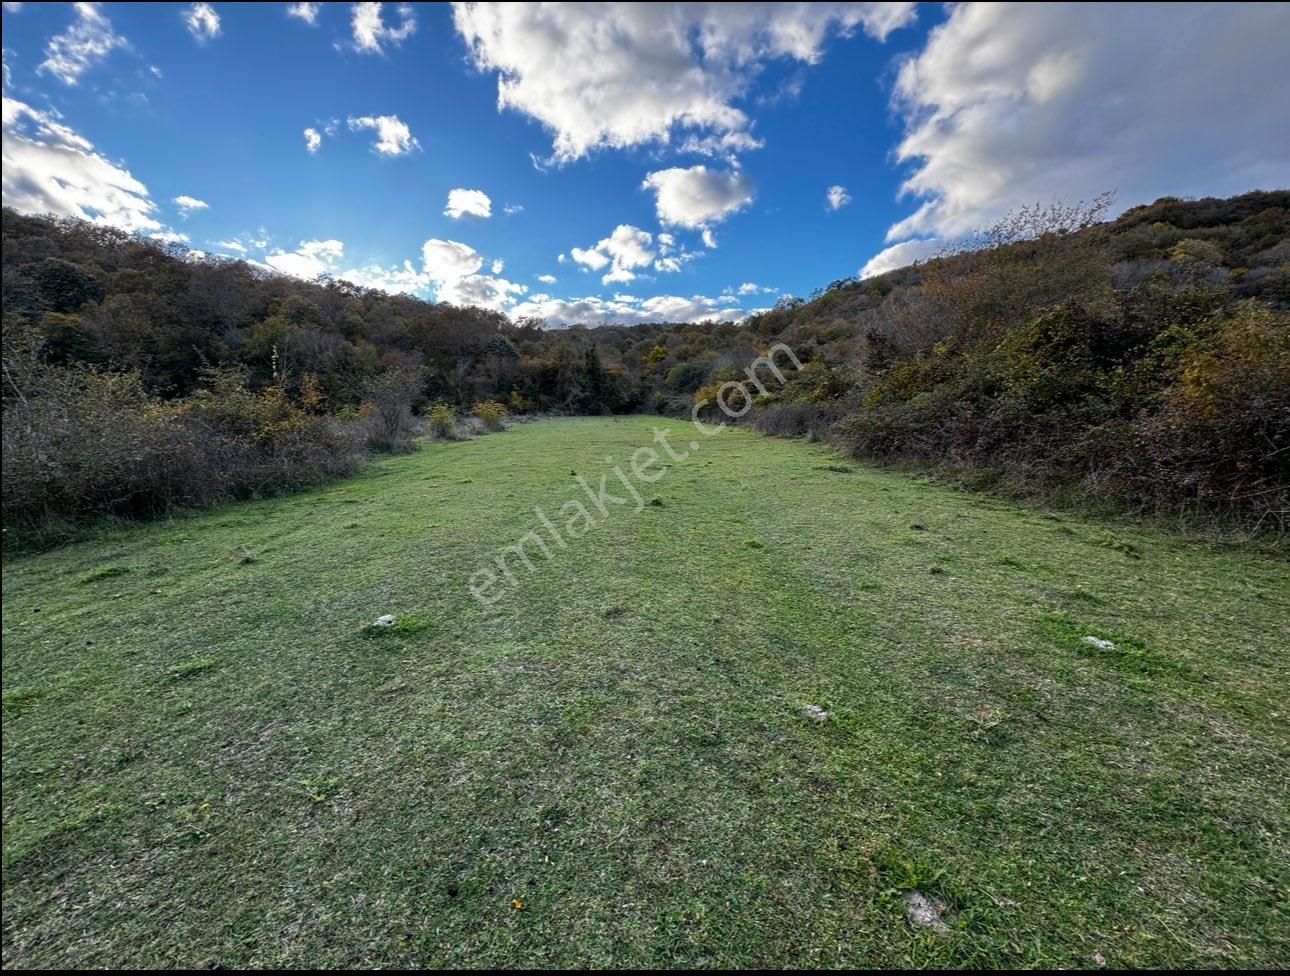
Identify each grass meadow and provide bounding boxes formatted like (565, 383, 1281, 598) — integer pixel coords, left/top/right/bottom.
(3, 417, 1287, 967)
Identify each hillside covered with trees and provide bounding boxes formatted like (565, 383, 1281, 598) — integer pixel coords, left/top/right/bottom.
(3, 190, 1287, 542)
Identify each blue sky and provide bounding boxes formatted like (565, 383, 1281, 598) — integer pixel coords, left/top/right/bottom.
(3, 3, 1287, 325)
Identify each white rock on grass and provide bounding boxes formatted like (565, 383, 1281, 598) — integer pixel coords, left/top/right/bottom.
(803, 704, 831, 723)
(1082, 635, 1116, 650)
(903, 891, 951, 934)
(372, 614, 396, 628)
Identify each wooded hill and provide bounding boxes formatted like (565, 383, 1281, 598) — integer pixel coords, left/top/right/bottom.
(3, 190, 1287, 539)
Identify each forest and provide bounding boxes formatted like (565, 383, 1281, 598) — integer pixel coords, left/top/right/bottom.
(3, 190, 1287, 543)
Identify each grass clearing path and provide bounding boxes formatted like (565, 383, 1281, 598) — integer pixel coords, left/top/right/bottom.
(3, 417, 1287, 967)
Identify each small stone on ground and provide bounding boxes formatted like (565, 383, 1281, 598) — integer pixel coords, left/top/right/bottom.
(372, 614, 396, 628)
(803, 704, 830, 723)
(1082, 635, 1116, 650)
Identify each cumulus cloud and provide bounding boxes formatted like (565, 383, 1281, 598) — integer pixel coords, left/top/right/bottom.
(437, 273, 525, 310)
(38, 2, 127, 86)
(352, 2, 416, 54)
(570, 224, 658, 285)
(536, 273, 556, 284)
(228, 231, 512, 307)
(2, 95, 161, 233)
(287, 2, 320, 25)
(406, 238, 521, 309)
(730, 281, 776, 295)
(859, 238, 941, 280)
(303, 127, 322, 153)
(444, 187, 492, 219)
(422, 238, 484, 280)
(569, 246, 608, 272)
(184, 2, 220, 42)
(503, 203, 523, 215)
(173, 194, 208, 215)
(510, 291, 750, 327)
(642, 165, 754, 230)
(881, 2, 1290, 254)
(264, 238, 344, 279)
(453, 2, 916, 162)
(826, 184, 851, 210)
(209, 230, 269, 257)
(338, 260, 429, 296)
(652, 231, 701, 274)
(347, 114, 419, 155)
(150, 230, 190, 245)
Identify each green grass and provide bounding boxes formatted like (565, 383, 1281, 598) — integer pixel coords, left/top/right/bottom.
(3, 416, 1287, 968)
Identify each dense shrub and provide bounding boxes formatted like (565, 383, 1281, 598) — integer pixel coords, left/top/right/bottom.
(425, 401, 458, 438)
(1134, 302, 1289, 514)
(470, 401, 508, 431)
(362, 366, 423, 452)
(2, 324, 367, 544)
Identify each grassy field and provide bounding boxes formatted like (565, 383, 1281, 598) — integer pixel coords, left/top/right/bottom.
(3, 416, 1287, 968)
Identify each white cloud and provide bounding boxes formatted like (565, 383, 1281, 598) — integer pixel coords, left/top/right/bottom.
(38, 2, 126, 86)
(859, 238, 941, 279)
(444, 187, 492, 219)
(287, 2, 320, 25)
(826, 184, 851, 210)
(883, 2, 1290, 246)
(637, 294, 747, 323)
(701, 228, 717, 249)
(338, 260, 429, 295)
(264, 238, 344, 279)
(150, 230, 190, 245)
(352, 2, 416, 54)
(303, 127, 321, 153)
(510, 291, 749, 327)
(2, 95, 161, 233)
(209, 230, 270, 257)
(732, 281, 777, 295)
(642, 165, 754, 230)
(570, 224, 657, 285)
(454, 2, 916, 162)
(173, 194, 208, 215)
(415, 238, 524, 310)
(652, 232, 701, 273)
(347, 114, 419, 156)
(421, 238, 484, 281)
(216, 230, 517, 307)
(437, 273, 525, 311)
(503, 203, 523, 215)
(569, 247, 608, 272)
(184, 2, 221, 42)
(537, 273, 556, 284)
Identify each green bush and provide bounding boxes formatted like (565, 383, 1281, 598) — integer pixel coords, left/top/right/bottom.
(470, 401, 508, 431)
(425, 401, 457, 438)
